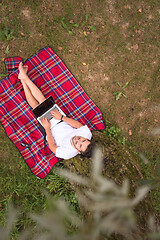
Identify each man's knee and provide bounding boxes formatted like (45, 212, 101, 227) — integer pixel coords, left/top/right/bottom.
(39, 96, 46, 104)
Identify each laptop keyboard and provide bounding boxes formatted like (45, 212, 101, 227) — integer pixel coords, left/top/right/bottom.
(39, 105, 64, 122)
(44, 112, 53, 120)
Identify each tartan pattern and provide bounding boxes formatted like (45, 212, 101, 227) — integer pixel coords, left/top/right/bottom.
(4, 57, 23, 73)
(0, 47, 106, 179)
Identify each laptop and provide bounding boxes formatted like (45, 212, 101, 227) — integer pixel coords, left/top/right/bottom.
(32, 96, 66, 128)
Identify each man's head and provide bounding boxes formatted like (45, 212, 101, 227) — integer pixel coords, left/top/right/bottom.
(71, 136, 95, 158)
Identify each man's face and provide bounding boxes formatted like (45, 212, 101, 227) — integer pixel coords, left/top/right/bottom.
(71, 136, 90, 153)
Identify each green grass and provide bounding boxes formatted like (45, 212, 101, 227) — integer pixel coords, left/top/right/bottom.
(103, 120, 126, 145)
(0, 127, 80, 238)
(0, 0, 160, 237)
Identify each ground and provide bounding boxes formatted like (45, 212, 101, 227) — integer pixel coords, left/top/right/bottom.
(0, 0, 159, 237)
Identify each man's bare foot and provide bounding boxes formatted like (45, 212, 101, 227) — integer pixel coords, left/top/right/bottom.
(18, 62, 28, 81)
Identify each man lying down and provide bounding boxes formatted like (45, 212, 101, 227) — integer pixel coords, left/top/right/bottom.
(18, 62, 95, 159)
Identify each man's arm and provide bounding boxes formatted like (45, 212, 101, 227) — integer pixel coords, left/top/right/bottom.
(41, 117, 58, 154)
(51, 110, 83, 129)
(62, 115, 83, 128)
(45, 128, 58, 154)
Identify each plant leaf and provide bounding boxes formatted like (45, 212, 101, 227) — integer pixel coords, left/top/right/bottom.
(123, 81, 129, 89)
(89, 25, 96, 31)
(116, 81, 121, 87)
(0, 74, 7, 77)
(81, 21, 86, 27)
(5, 45, 10, 54)
(113, 91, 118, 95)
(68, 30, 74, 35)
(86, 13, 89, 21)
(122, 93, 127, 98)
(116, 92, 122, 100)
(73, 23, 79, 27)
(61, 20, 68, 30)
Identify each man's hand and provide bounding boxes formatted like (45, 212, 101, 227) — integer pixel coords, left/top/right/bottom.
(50, 109, 62, 120)
(41, 117, 51, 131)
(51, 109, 83, 129)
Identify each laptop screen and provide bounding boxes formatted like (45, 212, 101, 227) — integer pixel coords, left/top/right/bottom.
(32, 96, 55, 118)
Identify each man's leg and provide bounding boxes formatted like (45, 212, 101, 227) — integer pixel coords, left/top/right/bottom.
(18, 62, 46, 105)
(22, 76, 46, 104)
(21, 81, 39, 109)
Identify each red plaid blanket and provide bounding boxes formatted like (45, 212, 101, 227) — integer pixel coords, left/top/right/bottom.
(0, 47, 105, 178)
